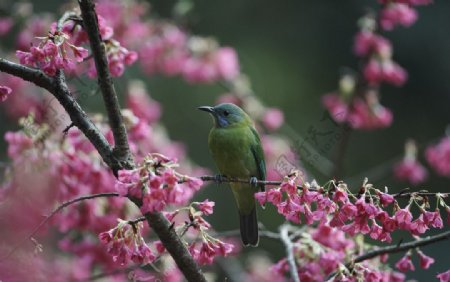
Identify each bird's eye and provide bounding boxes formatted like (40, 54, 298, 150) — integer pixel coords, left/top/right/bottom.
(223, 110, 230, 116)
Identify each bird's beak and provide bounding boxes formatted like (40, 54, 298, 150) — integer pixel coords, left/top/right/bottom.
(198, 106, 215, 114)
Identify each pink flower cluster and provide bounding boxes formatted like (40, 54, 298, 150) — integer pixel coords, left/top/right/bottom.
(87, 39, 138, 77)
(98, 196, 233, 267)
(99, 219, 156, 265)
(139, 25, 239, 83)
(16, 30, 89, 76)
(426, 136, 450, 177)
(1, 81, 207, 279)
(354, 31, 407, 87)
(115, 154, 203, 214)
(322, 91, 393, 130)
(270, 224, 405, 281)
(256, 173, 447, 244)
(395, 249, 435, 272)
(394, 160, 428, 185)
(380, 3, 418, 31)
(321, 2, 431, 131)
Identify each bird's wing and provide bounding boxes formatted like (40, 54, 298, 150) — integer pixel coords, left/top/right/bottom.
(250, 127, 266, 191)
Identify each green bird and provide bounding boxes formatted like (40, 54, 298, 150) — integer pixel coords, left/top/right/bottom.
(199, 103, 266, 246)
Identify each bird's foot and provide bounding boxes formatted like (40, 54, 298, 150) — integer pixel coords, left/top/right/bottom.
(249, 177, 258, 187)
(214, 174, 227, 184)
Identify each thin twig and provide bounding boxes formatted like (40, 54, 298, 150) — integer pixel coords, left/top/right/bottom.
(280, 224, 300, 282)
(194, 175, 450, 198)
(0, 192, 119, 260)
(351, 229, 450, 266)
(78, 0, 133, 172)
(215, 229, 281, 240)
(332, 125, 351, 179)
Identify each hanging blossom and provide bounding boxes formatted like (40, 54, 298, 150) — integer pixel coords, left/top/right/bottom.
(115, 153, 203, 213)
(16, 28, 89, 76)
(270, 223, 405, 281)
(255, 172, 447, 244)
(321, 1, 431, 131)
(379, 3, 418, 31)
(322, 87, 393, 130)
(437, 269, 450, 282)
(393, 139, 428, 185)
(426, 136, 450, 177)
(0, 85, 12, 102)
(99, 199, 234, 267)
(99, 219, 156, 265)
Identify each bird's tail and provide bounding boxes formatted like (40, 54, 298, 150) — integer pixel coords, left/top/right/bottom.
(239, 208, 259, 247)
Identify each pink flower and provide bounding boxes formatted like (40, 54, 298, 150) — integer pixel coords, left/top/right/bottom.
(214, 47, 239, 80)
(126, 81, 161, 124)
(447, 207, 450, 226)
(410, 214, 428, 235)
(394, 207, 413, 229)
(15, 32, 89, 76)
(426, 136, 450, 177)
(364, 59, 383, 84)
(280, 178, 298, 195)
(0, 85, 12, 102)
(321, 93, 348, 123)
(99, 220, 155, 266)
(70, 45, 89, 62)
(422, 209, 443, 228)
(262, 108, 284, 131)
(437, 269, 450, 282)
(197, 241, 216, 265)
(395, 253, 415, 272)
(417, 250, 434, 269)
(0, 17, 13, 36)
(381, 60, 408, 86)
(353, 31, 375, 57)
(255, 191, 267, 206)
(393, 159, 428, 185)
(378, 192, 395, 207)
(321, 92, 393, 130)
(377, 211, 398, 232)
(196, 199, 215, 215)
(211, 240, 234, 256)
(380, 4, 418, 31)
(185, 177, 204, 191)
(88, 40, 137, 77)
(332, 187, 349, 204)
(267, 188, 283, 205)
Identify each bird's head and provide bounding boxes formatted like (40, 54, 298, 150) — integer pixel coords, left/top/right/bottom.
(198, 103, 252, 128)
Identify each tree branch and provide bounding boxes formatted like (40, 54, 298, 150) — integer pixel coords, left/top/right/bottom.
(0, 58, 119, 172)
(77, 2, 206, 280)
(351, 229, 450, 266)
(280, 224, 300, 282)
(78, 0, 133, 170)
(0, 58, 53, 90)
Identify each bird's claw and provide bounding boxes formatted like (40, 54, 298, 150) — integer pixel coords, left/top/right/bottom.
(249, 177, 258, 187)
(214, 174, 226, 184)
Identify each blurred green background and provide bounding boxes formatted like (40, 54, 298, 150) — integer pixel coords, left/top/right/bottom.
(1, 0, 449, 279)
